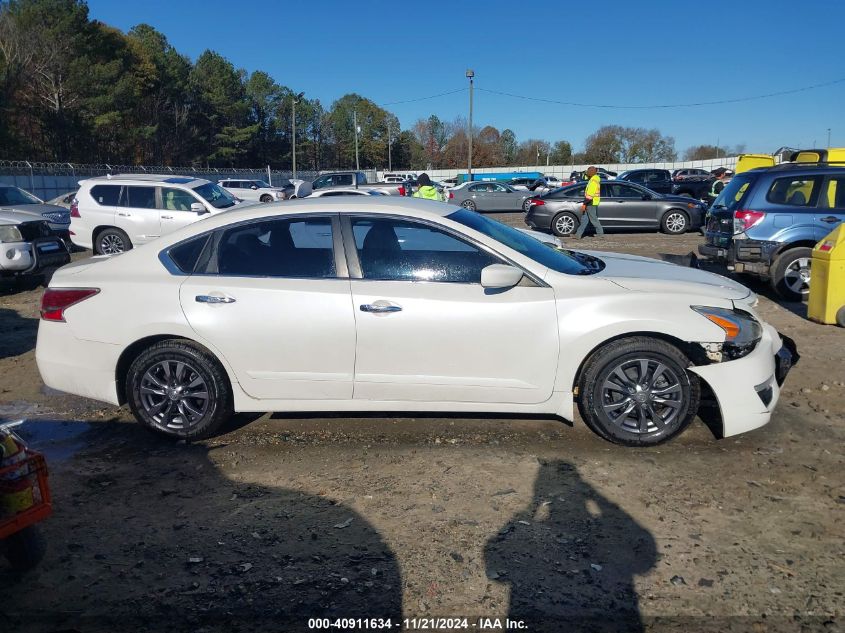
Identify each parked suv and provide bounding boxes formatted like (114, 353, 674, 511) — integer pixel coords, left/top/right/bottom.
(699, 164, 845, 300)
(218, 179, 287, 203)
(0, 209, 70, 278)
(616, 169, 674, 194)
(71, 175, 243, 254)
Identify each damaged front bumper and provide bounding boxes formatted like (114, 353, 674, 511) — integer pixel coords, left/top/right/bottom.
(689, 325, 798, 437)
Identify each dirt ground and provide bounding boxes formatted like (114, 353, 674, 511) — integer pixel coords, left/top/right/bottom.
(0, 217, 842, 633)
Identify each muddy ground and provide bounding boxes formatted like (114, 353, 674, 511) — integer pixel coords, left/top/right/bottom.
(0, 217, 842, 632)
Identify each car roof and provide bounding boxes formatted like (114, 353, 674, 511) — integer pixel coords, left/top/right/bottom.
(746, 163, 845, 175)
(80, 174, 210, 186)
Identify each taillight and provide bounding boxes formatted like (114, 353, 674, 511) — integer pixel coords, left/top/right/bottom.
(70, 199, 80, 218)
(449, 192, 454, 199)
(40, 288, 100, 322)
(733, 210, 766, 234)
(398, 186, 405, 196)
(530, 198, 544, 206)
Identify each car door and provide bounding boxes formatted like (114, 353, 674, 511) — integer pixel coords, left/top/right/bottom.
(815, 174, 845, 239)
(115, 185, 160, 245)
(345, 215, 559, 404)
(613, 183, 658, 228)
(644, 171, 673, 194)
(179, 214, 356, 400)
(492, 183, 517, 210)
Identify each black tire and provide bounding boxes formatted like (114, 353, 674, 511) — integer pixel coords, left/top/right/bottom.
(837, 306, 845, 328)
(4, 525, 46, 571)
(770, 247, 812, 301)
(260, 194, 273, 203)
(551, 211, 579, 237)
(660, 210, 689, 235)
(460, 199, 476, 211)
(577, 336, 700, 447)
(126, 340, 233, 440)
(522, 198, 533, 212)
(95, 227, 132, 255)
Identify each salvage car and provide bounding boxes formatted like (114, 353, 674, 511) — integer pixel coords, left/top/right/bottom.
(0, 209, 70, 279)
(0, 184, 72, 242)
(36, 197, 795, 447)
(525, 181, 707, 236)
(448, 181, 534, 212)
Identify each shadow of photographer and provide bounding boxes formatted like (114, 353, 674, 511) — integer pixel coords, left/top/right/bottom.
(485, 459, 657, 633)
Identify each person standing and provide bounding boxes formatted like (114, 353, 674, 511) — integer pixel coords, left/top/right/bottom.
(708, 170, 729, 203)
(412, 173, 444, 201)
(575, 166, 604, 239)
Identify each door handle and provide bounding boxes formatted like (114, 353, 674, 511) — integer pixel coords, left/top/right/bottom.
(161, 215, 173, 220)
(196, 294, 236, 304)
(117, 212, 130, 217)
(360, 303, 402, 313)
(820, 216, 840, 223)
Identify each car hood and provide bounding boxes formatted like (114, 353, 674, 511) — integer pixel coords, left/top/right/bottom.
(0, 208, 48, 224)
(581, 250, 752, 301)
(0, 202, 66, 214)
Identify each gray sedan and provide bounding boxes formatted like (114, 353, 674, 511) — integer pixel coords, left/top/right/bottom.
(447, 181, 533, 212)
(524, 181, 706, 237)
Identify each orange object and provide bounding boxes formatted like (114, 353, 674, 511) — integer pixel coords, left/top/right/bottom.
(0, 448, 52, 540)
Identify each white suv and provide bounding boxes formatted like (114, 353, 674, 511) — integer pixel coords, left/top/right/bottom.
(71, 174, 243, 254)
(218, 179, 287, 203)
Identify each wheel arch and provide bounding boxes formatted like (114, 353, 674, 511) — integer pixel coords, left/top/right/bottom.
(115, 334, 233, 405)
(772, 240, 816, 260)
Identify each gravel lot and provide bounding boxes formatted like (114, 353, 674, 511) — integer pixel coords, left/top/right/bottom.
(0, 214, 842, 632)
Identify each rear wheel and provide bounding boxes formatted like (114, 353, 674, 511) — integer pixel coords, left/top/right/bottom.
(577, 336, 700, 446)
(771, 247, 812, 301)
(95, 228, 132, 255)
(522, 198, 533, 212)
(661, 210, 689, 234)
(460, 199, 476, 211)
(260, 194, 273, 203)
(551, 211, 579, 237)
(126, 340, 233, 440)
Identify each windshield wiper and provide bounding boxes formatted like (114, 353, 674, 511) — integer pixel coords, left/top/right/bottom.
(711, 204, 726, 210)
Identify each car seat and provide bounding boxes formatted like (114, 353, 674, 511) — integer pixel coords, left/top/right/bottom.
(360, 223, 402, 278)
(787, 191, 807, 206)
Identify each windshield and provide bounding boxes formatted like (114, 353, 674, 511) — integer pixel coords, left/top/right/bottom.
(0, 187, 41, 205)
(712, 174, 754, 212)
(192, 183, 238, 209)
(447, 209, 602, 275)
(253, 180, 271, 188)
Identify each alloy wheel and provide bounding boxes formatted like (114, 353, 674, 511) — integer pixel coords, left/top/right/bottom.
(665, 212, 687, 233)
(783, 257, 811, 295)
(599, 358, 685, 434)
(139, 360, 210, 432)
(100, 234, 125, 254)
(554, 214, 576, 236)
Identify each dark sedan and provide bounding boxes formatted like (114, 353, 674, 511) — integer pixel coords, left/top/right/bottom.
(524, 181, 706, 237)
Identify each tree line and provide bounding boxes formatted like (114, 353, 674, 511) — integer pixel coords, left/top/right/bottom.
(0, 0, 737, 171)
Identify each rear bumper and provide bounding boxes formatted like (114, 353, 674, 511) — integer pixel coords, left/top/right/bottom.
(688, 324, 796, 437)
(698, 236, 780, 276)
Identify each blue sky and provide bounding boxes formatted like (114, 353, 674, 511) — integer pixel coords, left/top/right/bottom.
(87, 0, 845, 155)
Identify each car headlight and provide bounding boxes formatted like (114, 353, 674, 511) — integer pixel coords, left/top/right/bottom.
(0, 224, 23, 243)
(274, 191, 285, 199)
(692, 306, 762, 359)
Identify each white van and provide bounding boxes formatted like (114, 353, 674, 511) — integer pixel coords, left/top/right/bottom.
(71, 174, 247, 254)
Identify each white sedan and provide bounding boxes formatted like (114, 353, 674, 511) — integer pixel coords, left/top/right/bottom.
(308, 187, 390, 198)
(36, 197, 796, 445)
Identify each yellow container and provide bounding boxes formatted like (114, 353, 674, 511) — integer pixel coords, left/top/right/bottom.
(808, 224, 845, 326)
(735, 154, 775, 173)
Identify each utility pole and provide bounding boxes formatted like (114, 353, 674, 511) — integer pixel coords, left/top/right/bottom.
(466, 69, 474, 181)
(387, 121, 392, 172)
(353, 109, 360, 171)
(292, 92, 303, 180)
(828, 128, 832, 147)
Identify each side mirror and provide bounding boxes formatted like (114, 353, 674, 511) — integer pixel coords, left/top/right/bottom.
(641, 193, 651, 200)
(190, 202, 208, 214)
(251, 185, 258, 190)
(481, 264, 523, 289)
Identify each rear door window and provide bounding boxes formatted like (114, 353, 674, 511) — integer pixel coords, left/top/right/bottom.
(766, 176, 822, 207)
(821, 176, 845, 210)
(124, 186, 157, 209)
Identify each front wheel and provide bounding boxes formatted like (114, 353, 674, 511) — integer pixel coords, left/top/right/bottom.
(460, 199, 476, 211)
(771, 247, 812, 301)
(577, 336, 700, 446)
(661, 210, 689, 234)
(551, 211, 579, 237)
(260, 194, 273, 203)
(126, 340, 233, 440)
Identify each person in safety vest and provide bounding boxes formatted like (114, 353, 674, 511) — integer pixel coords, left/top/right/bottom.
(708, 170, 729, 203)
(412, 173, 444, 201)
(575, 166, 605, 239)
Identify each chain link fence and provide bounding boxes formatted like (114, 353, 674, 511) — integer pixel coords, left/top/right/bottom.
(0, 160, 376, 201)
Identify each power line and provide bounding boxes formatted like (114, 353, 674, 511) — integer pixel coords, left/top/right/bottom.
(475, 77, 845, 110)
(379, 87, 466, 106)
